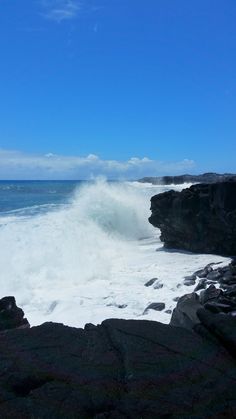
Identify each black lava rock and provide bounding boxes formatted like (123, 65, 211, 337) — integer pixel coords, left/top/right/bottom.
(144, 278, 158, 287)
(199, 285, 223, 305)
(149, 180, 236, 256)
(197, 308, 236, 357)
(206, 270, 223, 281)
(0, 318, 236, 418)
(143, 302, 165, 313)
(193, 266, 212, 278)
(194, 278, 207, 292)
(0, 296, 29, 331)
(170, 293, 202, 330)
(153, 282, 164, 289)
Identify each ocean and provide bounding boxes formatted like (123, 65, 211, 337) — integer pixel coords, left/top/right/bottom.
(0, 179, 229, 327)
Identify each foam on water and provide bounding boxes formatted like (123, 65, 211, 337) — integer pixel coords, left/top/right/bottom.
(0, 179, 230, 327)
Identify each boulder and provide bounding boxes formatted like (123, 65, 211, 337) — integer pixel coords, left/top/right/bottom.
(194, 278, 207, 292)
(199, 285, 223, 305)
(170, 293, 202, 329)
(144, 278, 158, 287)
(143, 302, 165, 313)
(197, 308, 236, 357)
(0, 296, 29, 331)
(149, 180, 236, 256)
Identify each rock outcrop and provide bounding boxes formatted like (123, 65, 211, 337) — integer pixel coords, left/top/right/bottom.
(149, 180, 236, 256)
(139, 172, 236, 185)
(0, 296, 29, 331)
(1, 316, 236, 418)
(1, 266, 236, 419)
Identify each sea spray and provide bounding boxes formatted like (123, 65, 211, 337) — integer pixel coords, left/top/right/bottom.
(0, 179, 228, 327)
(0, 180, 154, 319)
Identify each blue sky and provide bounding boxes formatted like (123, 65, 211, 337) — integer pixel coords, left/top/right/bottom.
(0, 0, 235, 179)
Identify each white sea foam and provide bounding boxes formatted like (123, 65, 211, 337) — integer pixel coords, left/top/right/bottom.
(0, 179, 230, 327)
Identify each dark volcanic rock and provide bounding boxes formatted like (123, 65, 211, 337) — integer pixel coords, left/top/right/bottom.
(149, 180, 236, 256)
(153, 281, 164, 289)
(193, 266, 213, 278)
(204, 301, 234, 314)
(199, 285, 223, 305)
(197, 308, 236, 357)
(183, 277, 196, 286)
(143, 302, 165, 313)
(139, 172, 236, 185)
(170, 293, 202, 329)
(0, 296, 29, 331)
(0, 319, 236, 418)
(144, 278, 158, 287)
(194, 278, 207, 292)
(206, 270, 223, 281)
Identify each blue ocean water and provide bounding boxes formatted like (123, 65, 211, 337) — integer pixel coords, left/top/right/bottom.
(0, 180, 85, 214)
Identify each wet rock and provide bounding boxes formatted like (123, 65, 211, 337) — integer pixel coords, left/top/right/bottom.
(173, 297, 180, 302)
(107, 303, 128, 309)
(220, 273, 236, 285)
(170, 293, 202, 330)
(206, 270, 222, 281)
(0, 296, 29, 331)
(231, 258, 236, 266)
(224, 286, 236, 298)
(204, 301, 234, 314)
(144, 278, 158, 287)
(153, 281, 164, 289)
(199, 285, 223, 305)
(183, 278, 196, 286)
(143, 302, 165, 313)
(173, 297, 180, 303)
(184, 274, 196, 281)
(149, 180, 236, 256)
(197, 308, 236, 357)
(194, 278, 207, 292)
(194, 267, 212, 278)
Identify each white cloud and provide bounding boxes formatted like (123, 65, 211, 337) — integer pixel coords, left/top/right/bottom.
(41, 0, 81, 22)
(0, 149, 196, 180)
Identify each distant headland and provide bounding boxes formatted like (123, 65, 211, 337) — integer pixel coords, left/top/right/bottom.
(138, 172, 236, 185)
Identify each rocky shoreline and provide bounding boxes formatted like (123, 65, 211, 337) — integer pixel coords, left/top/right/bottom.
(0, 180, 236, 418)
(1, 276, 236, 418)
(149, 179, 236, 255)
(138, 172, 236, 185)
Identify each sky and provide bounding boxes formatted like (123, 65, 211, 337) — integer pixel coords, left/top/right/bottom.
(0, 0, 235, 179)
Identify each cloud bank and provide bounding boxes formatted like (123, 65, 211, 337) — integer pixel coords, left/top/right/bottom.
(0, 149, 196, 180)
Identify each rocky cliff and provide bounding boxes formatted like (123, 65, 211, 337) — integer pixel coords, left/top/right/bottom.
(149, 180, 236, 256)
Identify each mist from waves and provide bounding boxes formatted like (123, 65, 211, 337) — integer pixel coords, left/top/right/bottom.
(0, 180, 159, 317)
(0, 179, 209, 327)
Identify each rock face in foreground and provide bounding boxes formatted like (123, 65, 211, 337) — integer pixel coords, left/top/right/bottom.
(1, 318, 236, 418)
(149, 180, 236, 255)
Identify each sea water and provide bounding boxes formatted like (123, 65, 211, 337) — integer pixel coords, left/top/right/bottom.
(0, 179, 230, 327)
